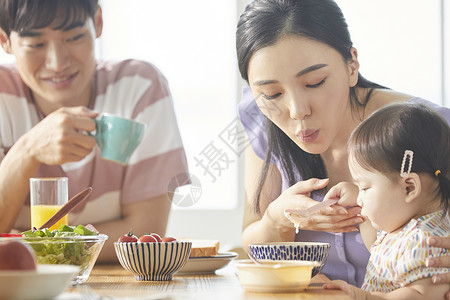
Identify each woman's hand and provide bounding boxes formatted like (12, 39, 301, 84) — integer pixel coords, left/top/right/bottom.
(268, 179, 364, 234)
(426, 236, 450, 299)
(22, 106, 98, 165)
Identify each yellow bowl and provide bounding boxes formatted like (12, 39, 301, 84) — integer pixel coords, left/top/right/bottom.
(237, 259, 320, 293)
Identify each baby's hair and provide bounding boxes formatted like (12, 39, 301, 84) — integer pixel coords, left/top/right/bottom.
(348, 102, 450, 214)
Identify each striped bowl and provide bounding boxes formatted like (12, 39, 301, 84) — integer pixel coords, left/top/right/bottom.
(248, 242, 330, 277)
(114, 241, 192, 281)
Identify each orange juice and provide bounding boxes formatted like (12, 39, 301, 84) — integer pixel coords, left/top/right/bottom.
(31, 205, 68, 231)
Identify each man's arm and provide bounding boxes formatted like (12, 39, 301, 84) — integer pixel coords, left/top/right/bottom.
(0, 137, 40, 232)
(0, 106, 97, 232)
(94, 193, 172, 263)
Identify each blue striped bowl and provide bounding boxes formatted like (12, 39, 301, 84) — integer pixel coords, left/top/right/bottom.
(248, 242, 330, 277)
(114, 241, 192, 281)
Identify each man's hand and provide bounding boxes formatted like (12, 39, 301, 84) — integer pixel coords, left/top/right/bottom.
(25, 106, 98, 165)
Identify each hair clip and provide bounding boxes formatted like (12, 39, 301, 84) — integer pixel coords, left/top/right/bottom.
(400, 150, 414, 178)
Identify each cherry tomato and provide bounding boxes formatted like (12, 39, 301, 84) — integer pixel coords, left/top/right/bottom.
(162, 236, 177, 242)
(118, 231, 138, 243)
(138, 234, 158, 243)
(149, 233, 162, 242)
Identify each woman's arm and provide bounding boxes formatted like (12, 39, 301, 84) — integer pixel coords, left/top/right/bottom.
(426, 236, 450, 299)
(241, 146, 292, 252)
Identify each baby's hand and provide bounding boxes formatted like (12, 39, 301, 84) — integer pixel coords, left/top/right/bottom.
(323, 280, 369, 300)
(324, 182, 359, 207)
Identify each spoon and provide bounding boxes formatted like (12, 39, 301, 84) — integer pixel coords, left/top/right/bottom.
(38, 187, 93, 230)
(247, 252, 261, 265)
(284, 198, 338, 217)
(247, 253, 288, 268)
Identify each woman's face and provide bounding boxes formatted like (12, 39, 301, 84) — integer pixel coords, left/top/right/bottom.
(247, 35, 359, 154)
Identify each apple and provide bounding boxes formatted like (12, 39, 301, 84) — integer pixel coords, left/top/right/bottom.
(162, 236, 177, 242)
(0, 240, 37, 271)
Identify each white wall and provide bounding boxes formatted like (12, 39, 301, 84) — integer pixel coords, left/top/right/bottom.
(165, 0, 249, 251)
(336, 0, 443, 104)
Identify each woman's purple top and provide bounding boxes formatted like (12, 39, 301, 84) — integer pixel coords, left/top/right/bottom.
(238, 86, 450, 287)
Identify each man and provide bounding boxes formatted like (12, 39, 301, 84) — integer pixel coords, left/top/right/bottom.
(0, 0, 188, 262)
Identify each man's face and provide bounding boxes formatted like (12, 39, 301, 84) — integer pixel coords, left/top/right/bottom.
(2, 8, 102, 111)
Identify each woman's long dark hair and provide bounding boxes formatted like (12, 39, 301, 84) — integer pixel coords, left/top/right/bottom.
(348, 103, 450, 215)
(236, 0, 388, 214)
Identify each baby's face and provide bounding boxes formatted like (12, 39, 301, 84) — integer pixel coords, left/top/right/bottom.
(348, 155, 411, 233)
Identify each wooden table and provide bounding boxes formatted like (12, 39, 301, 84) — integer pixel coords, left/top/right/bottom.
(63, 263, 351, 300)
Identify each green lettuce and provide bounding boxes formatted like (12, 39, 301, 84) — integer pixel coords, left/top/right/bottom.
(21, 224, 99, 269)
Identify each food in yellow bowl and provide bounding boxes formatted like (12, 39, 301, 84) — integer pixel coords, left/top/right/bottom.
(237, 259, 320, 293)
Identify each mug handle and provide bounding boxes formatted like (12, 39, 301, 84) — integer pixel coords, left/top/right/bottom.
(88, 119, 102, 148)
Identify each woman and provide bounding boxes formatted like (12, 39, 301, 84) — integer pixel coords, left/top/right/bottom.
(236, 0, 450, 290)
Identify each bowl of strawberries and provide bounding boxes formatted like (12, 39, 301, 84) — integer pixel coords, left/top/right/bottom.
(114, 232, 191, 281)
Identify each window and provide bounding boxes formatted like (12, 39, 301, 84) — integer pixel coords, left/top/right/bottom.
(336, 0, 443, 105)
(100, 0, 240, 210)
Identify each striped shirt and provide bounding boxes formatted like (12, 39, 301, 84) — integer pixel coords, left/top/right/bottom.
(362, 211, 450, 292)
(0, 59, 188, 229)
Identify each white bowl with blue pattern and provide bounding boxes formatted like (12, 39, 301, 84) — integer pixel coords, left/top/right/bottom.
(248, 242, 330, 277)
(114, 241, 192, 281)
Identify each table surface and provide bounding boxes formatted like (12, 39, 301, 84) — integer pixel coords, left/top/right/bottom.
(62, 262, 351, 300)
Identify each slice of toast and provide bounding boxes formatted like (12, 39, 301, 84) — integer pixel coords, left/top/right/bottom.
(180, 239, 220, 257)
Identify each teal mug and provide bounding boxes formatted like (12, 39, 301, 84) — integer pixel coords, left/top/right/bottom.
(91, 113, 147, 165)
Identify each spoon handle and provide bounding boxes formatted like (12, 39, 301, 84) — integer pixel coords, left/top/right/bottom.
(248, 252, 261, 265)
(285, 199, 338, 217)
(38, 187, 92, 230)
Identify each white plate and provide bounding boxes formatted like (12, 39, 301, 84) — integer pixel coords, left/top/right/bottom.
(177, 252, 238, 275)
(0, 264, 79, 300)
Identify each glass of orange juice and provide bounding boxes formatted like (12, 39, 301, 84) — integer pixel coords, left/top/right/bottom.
(30, 177, 68, 231)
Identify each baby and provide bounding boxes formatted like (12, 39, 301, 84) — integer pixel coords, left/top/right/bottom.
(323, 102, 449, 299)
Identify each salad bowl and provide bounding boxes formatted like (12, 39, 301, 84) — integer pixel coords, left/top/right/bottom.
(2, 225, 108, 285)
(21, 234, 108, 284)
